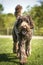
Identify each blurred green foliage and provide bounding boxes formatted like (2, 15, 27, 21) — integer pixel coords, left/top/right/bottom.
(0, 2, 43, 35)
(23, 2, 43, 36)
(0, 14, 16, 35)
(0, 4, 4, 14)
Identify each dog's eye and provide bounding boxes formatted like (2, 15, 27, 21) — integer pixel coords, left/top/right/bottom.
(18, 19, 23, 25)
(26, 20, 30, 25)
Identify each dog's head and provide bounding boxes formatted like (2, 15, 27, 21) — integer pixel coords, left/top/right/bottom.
(19, 21, 30, 35)
(16, 15, 34, 36)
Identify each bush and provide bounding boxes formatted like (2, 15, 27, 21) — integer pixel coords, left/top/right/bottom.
(34, 28, 43, 36)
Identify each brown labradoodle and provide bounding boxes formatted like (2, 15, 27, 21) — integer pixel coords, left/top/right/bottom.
(12, 16, 34, 64)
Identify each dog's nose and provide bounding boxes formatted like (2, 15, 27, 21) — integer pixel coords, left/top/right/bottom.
(21, 26, 26, 29)
(23, 25, 27, 29)
(24, 26, 26, 29)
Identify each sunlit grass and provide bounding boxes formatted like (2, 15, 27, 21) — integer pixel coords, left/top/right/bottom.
(0, 38, 43, 65)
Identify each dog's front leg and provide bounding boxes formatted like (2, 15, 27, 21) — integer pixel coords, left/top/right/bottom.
(26, 40, 31, 56)
(19, 39, 27, 64)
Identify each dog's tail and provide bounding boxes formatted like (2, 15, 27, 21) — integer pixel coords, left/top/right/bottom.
(14, 5, 22, 18)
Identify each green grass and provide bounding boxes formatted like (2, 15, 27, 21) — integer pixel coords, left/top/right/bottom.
(0, 38, 43, 65)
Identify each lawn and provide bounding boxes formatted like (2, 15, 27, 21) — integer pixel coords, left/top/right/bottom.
(0, 38, 43, 65)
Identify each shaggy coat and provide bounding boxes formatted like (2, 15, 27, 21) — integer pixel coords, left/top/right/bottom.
(12, 15, 34, 64)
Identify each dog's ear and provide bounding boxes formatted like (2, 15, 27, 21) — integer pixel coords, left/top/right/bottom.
(16, 16, 23, 27)
(27, 15, 34, 29)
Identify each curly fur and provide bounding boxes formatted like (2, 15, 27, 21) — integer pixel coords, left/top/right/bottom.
(12, 14, 34, 64)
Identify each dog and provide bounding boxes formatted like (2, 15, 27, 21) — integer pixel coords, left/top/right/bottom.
(12, 15, 34, 64)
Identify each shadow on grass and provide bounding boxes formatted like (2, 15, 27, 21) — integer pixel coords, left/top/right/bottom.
(0, 53, 19, 64)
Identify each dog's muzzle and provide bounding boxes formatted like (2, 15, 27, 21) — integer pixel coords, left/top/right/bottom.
(21, 26, 27, 35)
(19, 21, 30, 36)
